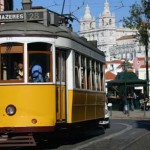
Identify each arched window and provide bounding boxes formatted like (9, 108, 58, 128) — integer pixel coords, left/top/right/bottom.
(83, 23, 85, 30)
(109, 19, 112, 25)
(102, 19, 104, 26)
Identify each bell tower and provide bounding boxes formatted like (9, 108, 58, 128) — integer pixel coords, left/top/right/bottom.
(99, 0, 115, 28)
(80, 5, 96, 31)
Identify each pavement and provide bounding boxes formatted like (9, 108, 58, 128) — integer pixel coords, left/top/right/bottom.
(110, 109, 150, 120)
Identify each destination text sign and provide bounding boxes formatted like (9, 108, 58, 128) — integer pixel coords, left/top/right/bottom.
(0, 11, 44, 22)
(0, 13, 24, 21)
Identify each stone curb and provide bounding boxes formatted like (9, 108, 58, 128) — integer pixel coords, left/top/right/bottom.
(110, 116, 150, 120)
(109, 110, 150, 120)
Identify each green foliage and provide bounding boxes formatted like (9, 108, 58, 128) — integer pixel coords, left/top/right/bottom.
(142, 0, 150, 18)
(121, 60, 132, 71)
(123, 0, 150, 45)
(123, 0, 149, 95)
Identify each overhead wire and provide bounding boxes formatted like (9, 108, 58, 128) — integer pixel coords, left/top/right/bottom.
(44, 0, 141, 33)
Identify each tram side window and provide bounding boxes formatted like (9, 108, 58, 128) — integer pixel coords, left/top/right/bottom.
(81, 55, 86, 89)
(100, 63, 104, 91)
(75, 53, 80, 88)
(92, 60, 96, 90)
(96, 62, 100, 91)
(56, 50, 66, 82)
(0, 43, 23, 82)
(28, 42, 52, 82)
(86, 58, 91, 90)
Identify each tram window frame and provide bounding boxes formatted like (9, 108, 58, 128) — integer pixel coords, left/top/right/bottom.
(74, 52, 104, 91)
(75, 53, 80, 88)
(56, 50, 66, 83)
(86, 58, 91, 90)
(100, 63, 104, 91)
(28, 42, 52, 83)
(92, 60, 96, 90)
(0, 43, 24, 83)
(81, 55, 86, 89)
(96, 62, 100, 91)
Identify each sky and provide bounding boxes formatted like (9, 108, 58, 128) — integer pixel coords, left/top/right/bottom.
(14, 0, 141, 33)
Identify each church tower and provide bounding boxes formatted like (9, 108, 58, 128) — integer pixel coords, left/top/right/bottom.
(79, 0, 139, 61)
(98, 0, 116, 60)
(99, 0, 115, 28)
(80, 5, 96, 31)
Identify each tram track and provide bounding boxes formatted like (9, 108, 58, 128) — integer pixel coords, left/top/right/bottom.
(71, 123, 133, 150)
(4, 121, 149, 150)
(120, 131, 150, 150)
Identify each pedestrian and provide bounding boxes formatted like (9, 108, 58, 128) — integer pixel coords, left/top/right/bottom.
(123, 92, 128, 114)
(133, 91, 137, 109)
(139, 92, 149, 111)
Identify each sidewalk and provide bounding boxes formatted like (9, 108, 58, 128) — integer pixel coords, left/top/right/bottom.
(110, 109, 150, 120)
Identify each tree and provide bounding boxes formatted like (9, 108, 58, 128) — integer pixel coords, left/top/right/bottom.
(123, 0, 150, 95)
(121, 60, 132, 72)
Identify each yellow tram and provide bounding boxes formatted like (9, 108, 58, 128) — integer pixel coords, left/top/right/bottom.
(0, 1, 106, 146)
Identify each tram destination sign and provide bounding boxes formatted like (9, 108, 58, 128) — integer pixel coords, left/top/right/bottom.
(0, 13, 24, 21)
(0, 11, 45, 23)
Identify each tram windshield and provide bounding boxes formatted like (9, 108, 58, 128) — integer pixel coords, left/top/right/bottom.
(28, 42, 52, 83)
(0, 42, 52, 83)
(0, 43, 23, 82)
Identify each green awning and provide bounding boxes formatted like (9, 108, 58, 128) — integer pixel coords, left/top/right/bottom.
(107, 72, 147, 86)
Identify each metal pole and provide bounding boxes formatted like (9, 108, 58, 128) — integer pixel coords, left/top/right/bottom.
(145, 43, 149, 97)
(110, 106, 112, 116)
(125, 82, 130, 116)
(143, 101, 146, 118)
(61, 0, 66, 15)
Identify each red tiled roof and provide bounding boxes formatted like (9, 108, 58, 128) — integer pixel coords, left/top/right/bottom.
(137, 57, 145, 61)
(105, 71, 116, 80)
(140, 64, 150, 68)
(107, 60, 123, 63)
(117, 35, 136, 41)
(117, 64, 122, 69)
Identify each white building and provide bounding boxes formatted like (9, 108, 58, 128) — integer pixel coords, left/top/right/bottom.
(79, 0, 145, 61)
(80, 0, 150, 95)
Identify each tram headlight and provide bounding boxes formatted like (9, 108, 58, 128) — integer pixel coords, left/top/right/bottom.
(6, 105, 16, 116)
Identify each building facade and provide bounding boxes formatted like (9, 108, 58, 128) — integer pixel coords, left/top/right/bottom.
(80, 0, 150, 95)
(79, 0, 145, 61)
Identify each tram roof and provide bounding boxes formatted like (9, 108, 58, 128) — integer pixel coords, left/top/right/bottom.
(0, 21, 105, 57)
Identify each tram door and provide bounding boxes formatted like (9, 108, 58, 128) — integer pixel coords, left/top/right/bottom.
(56, 50, 66, 122)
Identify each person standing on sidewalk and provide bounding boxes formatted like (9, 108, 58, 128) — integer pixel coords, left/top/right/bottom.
(131, 91, 137, 110)
(123, 92, 129, 114)
(139, 92, 149, 111)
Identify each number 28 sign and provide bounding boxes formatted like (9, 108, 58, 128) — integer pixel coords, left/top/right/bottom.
(26, 12, 43, 21)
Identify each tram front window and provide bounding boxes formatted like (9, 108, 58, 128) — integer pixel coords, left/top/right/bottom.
(0, 43, 24, 82)
(29, 53, 50, 82)
(28, 42, 52, 83)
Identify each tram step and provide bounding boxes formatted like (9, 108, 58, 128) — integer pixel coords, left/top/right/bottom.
(0, 135, 36, 147)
